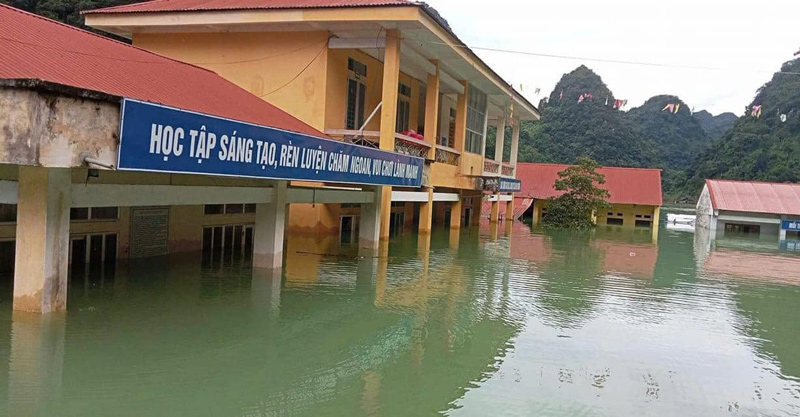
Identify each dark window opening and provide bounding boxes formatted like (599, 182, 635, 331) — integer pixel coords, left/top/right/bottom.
(70, 207, 89, 220)
(725, 223, 761, 235)
(0, 204, 17, 223)
(635, 220, 652, 228)
(607, 218, 624, 226)
(244, 204, 256, 213)
(225, 204, 244, 214)
(204, 204, 224, 215)
(90, 207, 118, 220)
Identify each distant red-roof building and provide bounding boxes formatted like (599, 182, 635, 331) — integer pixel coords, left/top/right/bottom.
(516, 163, 663, 206)
(0, 3, 322, 137)
(696, 179, 800, 240)
(704, 179, 800, 216)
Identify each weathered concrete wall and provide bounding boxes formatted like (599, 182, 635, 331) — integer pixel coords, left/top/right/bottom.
(0, 87, 119, 168)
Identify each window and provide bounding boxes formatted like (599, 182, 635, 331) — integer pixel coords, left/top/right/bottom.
(204, 204, 224, 215)
(607, 218, 624, 226)
(91, 207, 118, 220)
(635, 220, 652, 228)
(340, 203, 359, 209)
(0, 204, 16, 223)
(724, 223, 761, 235)
(465, 85, 487, 154)
(396, 99, 411, 133)
(346, 58, 368, 131)
(347, 57, 367, 77)
(205, 204, 257, 215)
(225, 204, 244, 214)
(69, 207, 119, 221)
(70, 207, 89, 220)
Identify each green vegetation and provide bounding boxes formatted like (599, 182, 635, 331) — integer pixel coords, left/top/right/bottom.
(683, 57, 800, 195)
(1, 0, 132, 31)
(542, 157, 610, 230)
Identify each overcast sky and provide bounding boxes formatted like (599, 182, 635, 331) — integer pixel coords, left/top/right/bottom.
(426, 0, 800, 115)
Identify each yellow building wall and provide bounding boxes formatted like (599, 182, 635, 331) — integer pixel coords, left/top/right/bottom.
(460, 152, 483, 177)
(324, 48, 422, 134)
(429, 162, 477, 189)
(531, 200, 659, 229)
(133, 31, 331, 131)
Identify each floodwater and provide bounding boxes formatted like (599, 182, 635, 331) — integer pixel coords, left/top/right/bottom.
(1, 218, 800, 416)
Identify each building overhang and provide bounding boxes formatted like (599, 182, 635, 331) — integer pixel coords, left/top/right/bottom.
(83, 5, 540, 121)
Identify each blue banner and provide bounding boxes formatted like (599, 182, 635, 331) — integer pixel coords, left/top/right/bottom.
(117, 99, 424, 187)
(781, 220, 800, 231)
(484, 177, 521, 193)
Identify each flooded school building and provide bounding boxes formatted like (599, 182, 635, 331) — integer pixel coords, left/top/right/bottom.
(0, 0, 535, 313)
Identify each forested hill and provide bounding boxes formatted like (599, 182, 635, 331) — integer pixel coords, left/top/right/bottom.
(683, 57, 800, 194)
(693, 110, 737, 140)
(1, 0, 133, 30)
(518, 65, 656, 167)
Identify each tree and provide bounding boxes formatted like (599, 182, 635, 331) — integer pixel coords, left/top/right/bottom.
(542, 157, 610, 229)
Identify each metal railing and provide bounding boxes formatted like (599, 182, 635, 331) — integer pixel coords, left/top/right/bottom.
(435, 145, 460, 166)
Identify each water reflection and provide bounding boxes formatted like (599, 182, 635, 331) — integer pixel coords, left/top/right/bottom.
(0, 218, 798, 416)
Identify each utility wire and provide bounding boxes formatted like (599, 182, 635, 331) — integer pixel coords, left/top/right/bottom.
(258, 38, 330, 97)
(405, 38, 800, 76)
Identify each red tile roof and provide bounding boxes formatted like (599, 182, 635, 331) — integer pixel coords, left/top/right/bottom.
(516, 163, 663, 206)
(706, 179, 800, 216)
(84, 0, 413, 14)
(0, 4, 323, 137)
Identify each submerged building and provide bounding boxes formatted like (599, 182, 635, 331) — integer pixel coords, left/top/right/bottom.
(513, 163, 663, 230)
(696, 179, 800, 242)
(0, 1, 534, 313)
(83, 0, 537, 241)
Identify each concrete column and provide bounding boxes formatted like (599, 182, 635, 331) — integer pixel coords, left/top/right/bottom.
(494, 113, 506, 163)
(418, 188, 434, 234)
(254, 181, 287, 269)
(424, 61, 440, 160)
(472, 195, 483, 226)
(453, 81, 469, 155)
(378, 29, 401, 240)
(490, 196, 500, 223)
(14, 167, 71, 313)
(532, 200, 541, 226)
(359, 186, 383, 250)
(510, 119, 520, 176)
(652, 206, 661, 243)
(403, 202, 414, 230)
(450, 198, 463, 229)
(505, 197, 515, 221)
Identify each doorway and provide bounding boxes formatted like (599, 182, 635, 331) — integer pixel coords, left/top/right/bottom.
(340, 215, 359, 244)
(202, 224, 254, 264)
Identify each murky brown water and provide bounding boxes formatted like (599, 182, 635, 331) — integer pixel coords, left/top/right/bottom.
(0, 219, 799, 416)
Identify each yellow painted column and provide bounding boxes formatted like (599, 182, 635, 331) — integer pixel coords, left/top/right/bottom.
(418, 188, 434, 234)
(495, 113, 506, 163)
(378, 29, 401, 240)
(453, 81, 468, 156)
(490, 196, 500, 223)
(532, 200, 541, 226)
(403, 201, 414, 230)
(450, 197, 463, 230)
(472, 194, 483, 225)
(424, 61, 440, 160)
(14, 167, 71, 313)
(505, 196, 515, 222)
(652, 206, 661, 243)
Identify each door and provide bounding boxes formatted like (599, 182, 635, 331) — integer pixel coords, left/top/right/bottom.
(340, 215, 354, 244)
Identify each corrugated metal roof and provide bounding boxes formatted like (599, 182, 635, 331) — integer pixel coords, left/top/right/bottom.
(0, 3, 323, 137)
(515, 163, 663, 206)
(706, 179, 800, 216)
(84, 0, 414, 14)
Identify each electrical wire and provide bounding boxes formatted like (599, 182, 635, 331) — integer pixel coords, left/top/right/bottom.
(258, 38, 329, 97)
(189, 36, 331, 65)
(405, 37, 800, 76)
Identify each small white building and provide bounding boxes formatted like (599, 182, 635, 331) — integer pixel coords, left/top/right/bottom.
(696, 179, 800, 241)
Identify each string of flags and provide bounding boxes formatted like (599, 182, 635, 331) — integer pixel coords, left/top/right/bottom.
(750, 105, 762, 118)
(613, 99, 628, 109)
(661, 103, 681, 114)
(577, 93, 594, 103)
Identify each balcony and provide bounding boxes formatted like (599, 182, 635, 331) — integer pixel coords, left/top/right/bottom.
(324, 129, 431, 159)
(483, 159, 500, 176)
(501, 163, 514, 178)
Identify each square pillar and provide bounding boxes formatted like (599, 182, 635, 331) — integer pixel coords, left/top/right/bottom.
(450, 197, 463, 230)
(378, 29, 401, 239)
(494, 113, 506, 163)
(510, 119, 520, 175)
(360, 186, 383, 250)
(490, 196, 500, 223)
(14, 167, 71, 313)
(418, 188, 434, 234)
(472, 195, 483, 226)
(453, 81, 469, 155)
(424, 62, 440, 160)
(505, 197, 515, 222)
(254, 181, 287, 269)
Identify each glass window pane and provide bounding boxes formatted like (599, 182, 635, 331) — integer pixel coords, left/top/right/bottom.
(225, 204, 244, 214)
(346, 79, 358, 130)
(70, 207, 89, 220)
(244, 203, 256, 213)
(90, 207, 118, 220)
(0, 204, 16, 223)
(204, 204, 224, 215)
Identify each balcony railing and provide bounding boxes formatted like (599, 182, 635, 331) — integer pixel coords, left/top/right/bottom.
(483, 159, 500, 175)
(435, 145, 460, 166)
(501, 163, 514, 177)
(394, 132, 431, 158)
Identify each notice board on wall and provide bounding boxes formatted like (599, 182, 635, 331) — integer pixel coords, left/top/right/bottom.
(129, 207, 169, 258)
